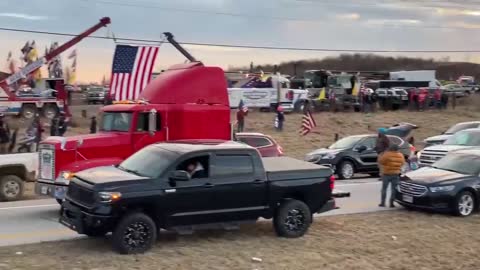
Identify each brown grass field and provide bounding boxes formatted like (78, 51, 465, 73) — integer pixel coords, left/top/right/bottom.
(1, 211, 480, 270)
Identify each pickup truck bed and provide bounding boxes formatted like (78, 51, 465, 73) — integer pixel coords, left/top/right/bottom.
(262, 157, 332, 181)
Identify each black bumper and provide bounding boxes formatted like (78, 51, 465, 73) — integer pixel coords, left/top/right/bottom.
(59, 200, 113, 234)
(317, 199, 336, 214)
(394, 191, 454, 212)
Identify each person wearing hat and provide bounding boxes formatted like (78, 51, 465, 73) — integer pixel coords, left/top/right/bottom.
(378, 144, 405, 207)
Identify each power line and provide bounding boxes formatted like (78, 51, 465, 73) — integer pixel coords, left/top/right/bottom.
(77, 0, 480, 31)
(1, 26, 480, 53)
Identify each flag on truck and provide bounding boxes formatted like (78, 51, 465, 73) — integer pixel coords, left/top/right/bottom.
(299, 108, 316, 136)
(109, 45, 159, 101)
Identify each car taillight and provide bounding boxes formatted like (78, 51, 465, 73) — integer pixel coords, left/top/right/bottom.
(330, 175, 335, 190)
(277, 145, 284, 156)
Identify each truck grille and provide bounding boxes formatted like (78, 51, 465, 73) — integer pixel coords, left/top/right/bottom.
(67, 181, 96, 206)
(419, 149, 448, 165)
(39, 144, 55, 181)
(399, 181, 427, 197)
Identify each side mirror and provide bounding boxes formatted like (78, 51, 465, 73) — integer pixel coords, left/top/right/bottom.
(169, 170, 190, 182)
(356, 145, 367, 152)
(148, 109, 157, 135)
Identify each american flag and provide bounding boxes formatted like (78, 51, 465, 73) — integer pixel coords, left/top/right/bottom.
(299, 109, 316, 136)
(238, 99, 248, 112)
(109, 45, 159, 101)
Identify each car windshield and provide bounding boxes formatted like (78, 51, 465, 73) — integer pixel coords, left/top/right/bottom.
(445, 123, 478, 135)
(119, 147, 179, 178)
(329, 136, 362, 149)
(433, 153, 480, 175)
(443, 130, 480, 146)
(101, 112, 132, 132)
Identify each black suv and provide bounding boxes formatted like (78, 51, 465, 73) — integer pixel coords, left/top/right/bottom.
(305, 134, 411, 179)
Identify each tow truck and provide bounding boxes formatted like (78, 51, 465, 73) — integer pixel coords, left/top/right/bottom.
(0, 17, 111, 119)
(35, 31, 233, 203)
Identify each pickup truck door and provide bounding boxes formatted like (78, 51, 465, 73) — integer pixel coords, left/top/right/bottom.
(160, 154, 219, 226)
(207, 153, 268, 222)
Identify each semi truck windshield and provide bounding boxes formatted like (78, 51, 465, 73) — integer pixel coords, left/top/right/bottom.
(101, 112, 133, 132)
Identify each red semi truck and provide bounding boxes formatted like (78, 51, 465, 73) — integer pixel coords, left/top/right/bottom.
(35, 34, 232, 203)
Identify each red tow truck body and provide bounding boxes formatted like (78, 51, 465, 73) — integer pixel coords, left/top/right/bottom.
(35, 62, 232, 201)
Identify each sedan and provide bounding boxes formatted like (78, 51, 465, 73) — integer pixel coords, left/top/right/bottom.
(396, 148, 480, 217)
(235, 132, 283, 157)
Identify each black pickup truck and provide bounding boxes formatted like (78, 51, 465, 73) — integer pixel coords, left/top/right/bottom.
(59, 141, 337, 254)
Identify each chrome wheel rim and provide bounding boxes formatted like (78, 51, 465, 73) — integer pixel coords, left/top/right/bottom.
(284, 209, 306, 232)
(459, 195, 474, 216)
(342, 163, 354, 179)
(3, 180, 20, 198)
(123, 221, 151, 251)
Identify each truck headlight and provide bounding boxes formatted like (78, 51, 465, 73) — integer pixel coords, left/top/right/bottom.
(98, 192, 122, 203)
(322, 153, 336, 159)
(56, 171, 75, 183)
(429, 185, 455, 193)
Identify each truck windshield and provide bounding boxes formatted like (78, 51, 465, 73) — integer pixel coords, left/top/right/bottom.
(433, 154, 480, 175)
(329, 136, 362, 149)
(444, 131, 480, 146)
(118, 147, 179, 178)
(101, 112, 132, 132)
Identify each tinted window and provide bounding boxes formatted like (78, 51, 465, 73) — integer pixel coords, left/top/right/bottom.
(238, 136, 272, 148)
(433, 154, 480, 175)
(329, 136, 363, 149)
(359, 137, 376, 149)
(213, 155, 254, 176)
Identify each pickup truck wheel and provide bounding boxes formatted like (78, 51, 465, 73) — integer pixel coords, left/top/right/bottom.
(112, 212, 157, 254)
(0, 175, 24, 201)
(274, 200, 312, 238)
(338, 161, 355, 180)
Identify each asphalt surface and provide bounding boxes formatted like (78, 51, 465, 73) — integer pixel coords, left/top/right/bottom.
(0, 178, 391, 247)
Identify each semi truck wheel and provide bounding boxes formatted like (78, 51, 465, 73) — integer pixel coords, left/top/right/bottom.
(0, 175, 24, 201)
(274, 199, 312, 238)
(20, 104, 37, 119)
(112, 212, 157, 254)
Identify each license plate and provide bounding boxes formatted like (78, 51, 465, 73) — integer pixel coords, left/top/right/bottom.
(41, 186, 48, 195)
(402, 194, 413, 203)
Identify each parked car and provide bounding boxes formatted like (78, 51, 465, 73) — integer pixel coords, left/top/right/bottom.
(305, 134, 411, 179)
(235, 132, 283, 157)
(376, 88, 409, 110)
(60, 141, 336, 254)
(419, 128, 480, 166)
(441, 84, 470, 97)
(423, 121, 480, 147)
(396, 148, 480, 216)
(0, 153, 38, 201)
(86, 87, 108, 104)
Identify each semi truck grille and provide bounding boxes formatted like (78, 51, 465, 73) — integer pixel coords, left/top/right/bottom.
(67, 181, 96, 206)
(399, 181, 427, 197)
(419, 149, 447, 165)
(39, 144, 55, 181)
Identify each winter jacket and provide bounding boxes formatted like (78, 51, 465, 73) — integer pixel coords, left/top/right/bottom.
(378, 151, 405, 175)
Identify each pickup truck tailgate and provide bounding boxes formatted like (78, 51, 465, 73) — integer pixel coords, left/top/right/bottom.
(262, 157, 332, 181)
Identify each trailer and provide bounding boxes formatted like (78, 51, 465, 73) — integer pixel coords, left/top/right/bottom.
(0, 17, 111, 119)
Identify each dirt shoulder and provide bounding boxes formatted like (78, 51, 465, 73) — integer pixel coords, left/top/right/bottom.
(1, 211, 479, 270)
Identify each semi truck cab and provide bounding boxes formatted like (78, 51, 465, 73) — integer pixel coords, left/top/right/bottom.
(35, 62, 231, 202)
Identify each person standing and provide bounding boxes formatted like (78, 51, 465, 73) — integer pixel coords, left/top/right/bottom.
(451, 92, 457, 110)
(375, 128, 390, 177)
(378, 144, 405, 208)
(0, 117, 9, 154)
(434, 88, 442, 110)
(275, 106, 285, 131)
(90, 116, 97, 134)
(236, 100, 248, 133)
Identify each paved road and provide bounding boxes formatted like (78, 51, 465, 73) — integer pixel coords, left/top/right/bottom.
(0, 178, 390, 247)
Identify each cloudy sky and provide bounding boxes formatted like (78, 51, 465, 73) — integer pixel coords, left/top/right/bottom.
(0, 0, 480, 82)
